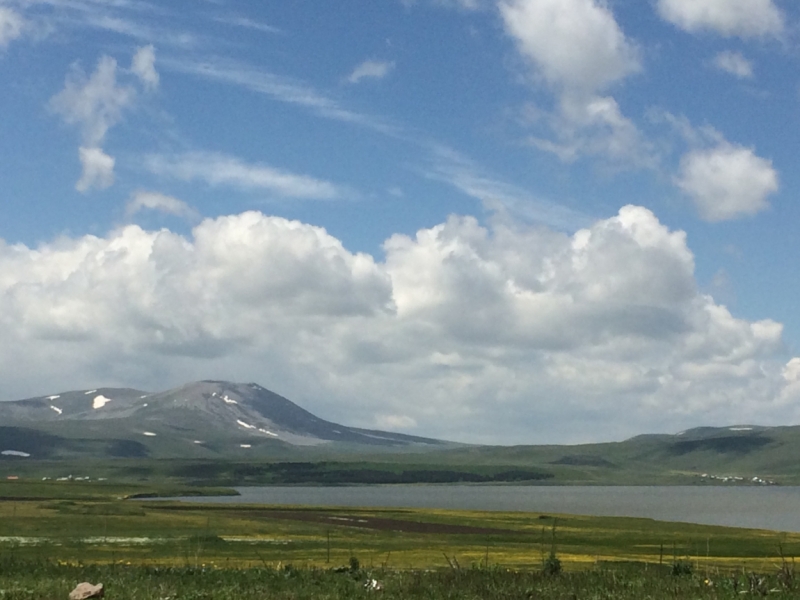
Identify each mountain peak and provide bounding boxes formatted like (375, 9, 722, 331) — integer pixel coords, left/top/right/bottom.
(0, 380, 447, 459)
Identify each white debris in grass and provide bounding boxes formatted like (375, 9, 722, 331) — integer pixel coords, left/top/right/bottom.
(330, 517, 368, 523)
(1, 450, 30, 457)
(237, 419, 255, 430)
(50, 406, 63, 415)
(92, 395, 111, 409)
(220, 536, 289, 544)
(0, 537, 48, 546)
(80, 537, 166, 545)
(143, 432, 157, 437)
(0, 535, 286, 547)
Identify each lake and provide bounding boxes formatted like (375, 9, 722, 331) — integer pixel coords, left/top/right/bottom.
(167, 485, 800, 532)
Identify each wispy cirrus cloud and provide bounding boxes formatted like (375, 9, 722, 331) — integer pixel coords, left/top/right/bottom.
(213, 15, 281, 34)
(144, 151, 344, 200)
(427, 145, 590, 231)
(50, 54, 135, 147)
(0, 6, 26, 48)
(5, 0, 197, 48)
(76, 146, 115, 191)
(126, 190, 199, 220)
(347, 59, 395, 84)
(131, 44, 158, 90)
(400, 0, 485, 10)
(50, 47, 158, 193)
(159, 56, 400, 136)
(657, 0, 784, 38)
(712, 50, 753, 79)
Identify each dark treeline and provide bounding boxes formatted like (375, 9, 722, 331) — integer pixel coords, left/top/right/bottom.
(170, 461, 553, 485)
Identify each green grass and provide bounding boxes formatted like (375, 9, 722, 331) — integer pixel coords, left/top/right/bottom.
(3, 481, 800, 597)
(0, 481, 798, 571)
(2, 558, 800, 599)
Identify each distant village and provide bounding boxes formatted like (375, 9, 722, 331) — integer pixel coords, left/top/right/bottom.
(5, 475, 107, 482)
(698, 473, 777, 485)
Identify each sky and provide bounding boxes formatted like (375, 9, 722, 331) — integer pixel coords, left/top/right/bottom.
(1, 0, 800, 445)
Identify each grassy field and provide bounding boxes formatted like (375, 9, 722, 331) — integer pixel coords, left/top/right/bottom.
(2, 480, 800, 598)
(1, 480, 799, 570)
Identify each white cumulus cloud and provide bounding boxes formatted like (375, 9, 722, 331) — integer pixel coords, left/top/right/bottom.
(76, 146, 115, 192)
(499, 0, 640, 94)
(657, 0, 784, 38)
(347, 59, 395, 84)
(713, 50, 753, 79)
(0, 208, 795, 443)
(144, 151, 343, 200)
(499, 0, 650, 167)
(676, 142, 778, 221)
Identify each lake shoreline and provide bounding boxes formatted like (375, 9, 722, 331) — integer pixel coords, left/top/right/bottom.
(153, 484, 800, 533)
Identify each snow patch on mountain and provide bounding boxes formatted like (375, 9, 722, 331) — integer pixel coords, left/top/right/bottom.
(92, 395, 112, 409)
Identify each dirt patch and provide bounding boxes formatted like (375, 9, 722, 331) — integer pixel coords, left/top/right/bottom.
(155, 504, 522, 535)
(249, 510, 519, 535)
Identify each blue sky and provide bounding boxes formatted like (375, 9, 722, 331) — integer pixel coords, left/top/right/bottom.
(1, 0, 799, 444)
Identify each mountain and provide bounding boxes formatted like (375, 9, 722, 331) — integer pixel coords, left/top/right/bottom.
(0, 381, 450, 460)
(4, 383, 800, 486)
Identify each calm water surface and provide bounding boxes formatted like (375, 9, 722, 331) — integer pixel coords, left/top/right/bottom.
(171, 485, 800, 532)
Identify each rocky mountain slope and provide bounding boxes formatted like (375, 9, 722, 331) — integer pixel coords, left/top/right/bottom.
(0, 381, 448, 460)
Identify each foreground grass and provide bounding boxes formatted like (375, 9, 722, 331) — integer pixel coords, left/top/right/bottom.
(2, 558, 800, 599)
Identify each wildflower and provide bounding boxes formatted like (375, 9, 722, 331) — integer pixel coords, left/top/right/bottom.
(365, 578, 382, 591)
